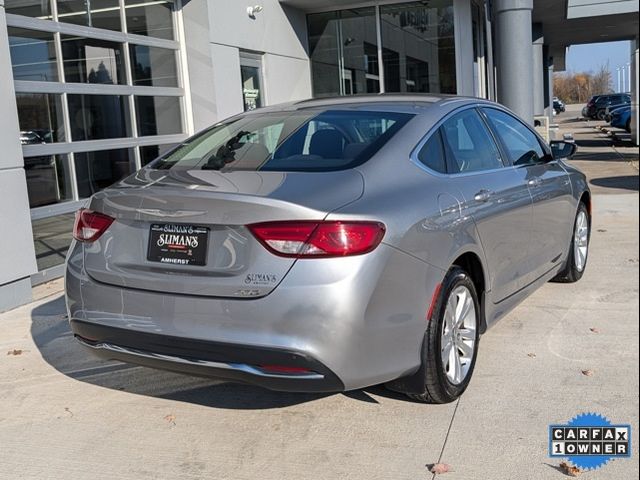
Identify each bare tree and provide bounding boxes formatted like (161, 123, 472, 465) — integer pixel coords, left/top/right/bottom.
(553, 63, 613, 104)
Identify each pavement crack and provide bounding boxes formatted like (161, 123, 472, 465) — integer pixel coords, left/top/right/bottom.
(431, 397, 461, 480)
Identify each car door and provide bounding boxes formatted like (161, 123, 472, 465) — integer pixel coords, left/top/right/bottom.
(481, 107, 574, 284)
(438, 108, 534, 302)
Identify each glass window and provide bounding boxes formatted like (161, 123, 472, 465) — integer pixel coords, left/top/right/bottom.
(140, 143, 178, 166)
(5, 0, 52, 19)
(24, 155, 73, 208)
(151, 110, 413, 172)
(308, 8, 379, 97)
(125, 0, 174, 40)
(483, 108, 546, 166)
(75, 148, 134, 197)
(17, 93, 65, 144)
(380, 1, 456, 94)
(68, 94, 130, 140)
(440, 109, 503, 173)
(61, 35, 125, 84)
(8, 28, 58, 82)
(417, 130, 447, 173)
(129, 44, 178, 87)
(57, 0, 122, 31)
(32, 212, 75, 271)
(240, 64, 263, 111)
(135, 96, 182, 136)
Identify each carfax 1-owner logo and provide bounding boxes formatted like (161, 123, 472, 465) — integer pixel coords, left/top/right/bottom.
(549, 412, 632, 471)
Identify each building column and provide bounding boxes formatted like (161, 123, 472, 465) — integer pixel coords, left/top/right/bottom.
(631, 36, 639, 146)
(494, 0, 534, 124)
(0, 1, 38, 312)
(532, 23, 545, 117)
(545, 57, 555, 125)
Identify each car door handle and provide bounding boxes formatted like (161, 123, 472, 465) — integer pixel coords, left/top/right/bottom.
(474, 189, 493, 202)
(527, 178, 542, 188)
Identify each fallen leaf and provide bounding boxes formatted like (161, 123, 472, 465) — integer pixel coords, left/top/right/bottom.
(559, 461, 581, 477)
(527, 352, 537, 358)
(596, 229, 606, 233)
(64, 407, 74, 417)
(7, 349, 24, 356)
(581, 369, 594, 377)
(164, 414, 176, 425)
(589, 327, 600, 334)
(429, 463, 452, 475)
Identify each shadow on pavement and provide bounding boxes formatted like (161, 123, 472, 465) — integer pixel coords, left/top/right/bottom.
(590, 175, 639, 192)
(30, 296, 336, 410)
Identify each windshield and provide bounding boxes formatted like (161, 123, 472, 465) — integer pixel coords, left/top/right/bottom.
(149, 109, 414, 172)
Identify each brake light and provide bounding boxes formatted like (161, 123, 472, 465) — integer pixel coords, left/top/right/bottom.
(248, 221, 385, 258)
(73, 208, 115, 242)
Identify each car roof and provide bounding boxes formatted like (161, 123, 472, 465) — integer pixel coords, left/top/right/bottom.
(252, 93, 490, 115)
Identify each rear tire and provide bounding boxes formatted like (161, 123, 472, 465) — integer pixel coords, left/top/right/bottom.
(597, 110, 606, 121)
(626, 119, 631, 133)
(408, 267, 480, 404)
(552, 202, 590, 283)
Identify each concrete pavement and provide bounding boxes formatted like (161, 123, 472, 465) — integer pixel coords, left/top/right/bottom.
(0, 115, 638, 479)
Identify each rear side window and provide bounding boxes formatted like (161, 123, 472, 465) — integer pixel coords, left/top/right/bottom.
(417, 130, 447, 174)
(483, 108, 546, 166)
(440, 109, 504, 173)
(150, 110, 413, 172)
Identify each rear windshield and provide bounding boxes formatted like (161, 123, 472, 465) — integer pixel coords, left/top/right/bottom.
(149, 109, 414, 172)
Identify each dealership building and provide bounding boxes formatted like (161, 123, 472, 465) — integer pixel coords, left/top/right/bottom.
(0, 0, 638, 311)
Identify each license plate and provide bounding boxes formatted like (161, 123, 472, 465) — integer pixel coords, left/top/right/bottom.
(147, 224, 209, 266)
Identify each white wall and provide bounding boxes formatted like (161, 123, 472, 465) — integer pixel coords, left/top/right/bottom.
(182, 0, 312, 129)
(0, 2, 37, 310)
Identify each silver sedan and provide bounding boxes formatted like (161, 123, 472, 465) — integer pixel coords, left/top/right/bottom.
(65, 95, 590, 403)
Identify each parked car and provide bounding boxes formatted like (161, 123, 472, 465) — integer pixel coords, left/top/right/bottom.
(553, 98, 565, 114)
(610, 105, 631, 132)
(583, 95, 604, 118)
(604, 102, 631, 123)
(66, 95, 591, 404)
(591, 94, 631, 120)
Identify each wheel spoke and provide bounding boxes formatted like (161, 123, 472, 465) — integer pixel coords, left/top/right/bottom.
(456, 293, 472, 328)
(453, 349, 462, 383)
(459, 326, 476, 342)
(458, 341, 473, 359)
(441, 339, 453, 366)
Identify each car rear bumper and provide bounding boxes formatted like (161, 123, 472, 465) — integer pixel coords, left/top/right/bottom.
(71, 319, 344, 392)
(65, 240, 442, 392)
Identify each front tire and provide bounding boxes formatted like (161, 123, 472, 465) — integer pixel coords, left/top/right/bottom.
(408, 267, 480, 404)
(552, 202, 590, 283)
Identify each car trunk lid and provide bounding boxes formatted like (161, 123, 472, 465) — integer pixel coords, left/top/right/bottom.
(83, 169, 363, 298)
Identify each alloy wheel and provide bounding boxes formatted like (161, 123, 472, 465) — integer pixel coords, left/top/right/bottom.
(441, 286, 477, 385)
(574, 210, 589, 272)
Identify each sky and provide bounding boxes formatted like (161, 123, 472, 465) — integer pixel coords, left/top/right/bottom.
(566, 40, 632, 75)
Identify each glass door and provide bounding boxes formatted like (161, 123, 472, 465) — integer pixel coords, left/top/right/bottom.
(240, 53, 264, 111)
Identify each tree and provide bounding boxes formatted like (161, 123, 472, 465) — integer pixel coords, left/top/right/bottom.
(553, 63, 613, 104)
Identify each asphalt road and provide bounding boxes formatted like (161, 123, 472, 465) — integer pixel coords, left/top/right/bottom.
(1, 114, 638, 479)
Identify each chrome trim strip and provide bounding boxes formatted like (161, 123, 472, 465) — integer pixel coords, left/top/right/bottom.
(76, 337, 325, 380)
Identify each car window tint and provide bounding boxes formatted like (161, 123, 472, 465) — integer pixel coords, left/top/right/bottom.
(440, 109, 503, 173)
(417, 129, 447, 173)
(483, 108, 546, 166)
(151, 110, 413, 172)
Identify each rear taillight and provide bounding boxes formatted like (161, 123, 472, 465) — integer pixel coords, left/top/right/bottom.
(73, 208, 115, 242)
(248, 221, 385, 258)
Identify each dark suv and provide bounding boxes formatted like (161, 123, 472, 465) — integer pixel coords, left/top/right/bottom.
(586, 94, 631, 120)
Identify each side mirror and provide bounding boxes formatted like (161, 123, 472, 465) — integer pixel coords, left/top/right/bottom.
(550, 140, 577, 159)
